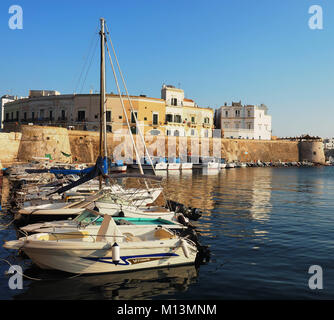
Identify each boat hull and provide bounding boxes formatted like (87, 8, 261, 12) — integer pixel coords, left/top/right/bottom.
(181, 163, 193, 170)
(167, 163, 181, 170)
(20, 240, 197, 274)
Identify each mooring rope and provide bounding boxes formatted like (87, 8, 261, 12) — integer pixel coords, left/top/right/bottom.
(0, 258, 83, 281)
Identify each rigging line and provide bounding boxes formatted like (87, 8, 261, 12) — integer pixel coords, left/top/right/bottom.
(104, 41, 150, 192)
(105, 23, 157, 177)
(79, 36, 99, 94)
(74, 24, 99, 94)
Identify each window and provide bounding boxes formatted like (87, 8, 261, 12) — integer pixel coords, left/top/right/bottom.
(247, 110, 251, 117)
(235, 110, 240, 117)
(174, 130, 180, 136)
(191, 129, 195, 136)
(40, 109, 44, 119)
(247, 123, 252, 129)
(49, 110, 53, 120)
(106, 125, 112, 132)
(32, 112, 35, 120)
(150, 130, 160, 136)
(166, 114, 173, 122)
(191, 116, 195, 124)
(166, 130, 171, 136)
(144, 117, 147, 121)
(204, 117, 210, 124)
(130, 126, 136, 134)
(153, 113, 158, 125)
(78, 110, 85, 121)
(61, 110, 66, 120)
(5, 113, 9, 121)
(119, 116, 122, 119)
(23, 112, 27, 121)
(225, 111, 228, 117)
(106, 111, 111, 122)
(204, 130, 209, 137)
(16, 111, 19, 120)
(131, 111, 137, 123)
(174, 115, 182, 123)
(171, 98, 177, 106)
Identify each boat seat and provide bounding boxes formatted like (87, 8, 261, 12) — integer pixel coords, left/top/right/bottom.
(123, 232, 143, 242)
(154, 228, 175, 240)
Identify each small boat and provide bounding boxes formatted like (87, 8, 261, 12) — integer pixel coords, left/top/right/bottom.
(4, 215, 199, 274)
(167, 158, 181, 170)
(202, 160, 219, 170)
(180, 163, 193, 170)
(110, 160, 127, 173)
(226, 162, 235, 168)
(219, 159, 227, 169)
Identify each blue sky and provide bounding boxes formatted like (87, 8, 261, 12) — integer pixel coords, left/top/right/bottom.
(0, 0, 333, 137)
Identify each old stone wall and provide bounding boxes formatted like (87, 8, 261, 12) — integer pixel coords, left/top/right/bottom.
(16, 125, 72, 163)
(0, 132, 22, 167)
(299, 141, 325, 164)
(0, 125, 309, 166)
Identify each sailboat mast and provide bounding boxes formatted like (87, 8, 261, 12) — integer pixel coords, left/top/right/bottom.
(99, 18, 107, 187)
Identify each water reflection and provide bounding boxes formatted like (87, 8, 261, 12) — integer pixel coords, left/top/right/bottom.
(162, 171, 220, 211)
(13, 265, 199, 300)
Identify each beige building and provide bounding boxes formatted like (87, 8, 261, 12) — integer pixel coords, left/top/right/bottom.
(161, 84, 214, 137)
(3, 87, 215, 138)
(3, 90, 166, 135)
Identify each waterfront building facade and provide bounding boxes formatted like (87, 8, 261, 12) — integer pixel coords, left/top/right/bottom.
(161, 84, 214, 138)
(215, 101, 272, 140)
(323, 138, 334, 149)
(3, 86, 214, 138)
(3, 90, 166, 135)
(1, 95, 17, 130)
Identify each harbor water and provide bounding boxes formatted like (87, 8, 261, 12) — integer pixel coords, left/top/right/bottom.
(1, 166, 334, 299)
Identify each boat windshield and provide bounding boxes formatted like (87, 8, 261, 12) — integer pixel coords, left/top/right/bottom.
(73, 209, 103, 226)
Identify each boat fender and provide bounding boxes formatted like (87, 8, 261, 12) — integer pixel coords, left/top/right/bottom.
(177, 213, 188, 226)
(181, 239, 190, 258)
(112, 242, 120, 265)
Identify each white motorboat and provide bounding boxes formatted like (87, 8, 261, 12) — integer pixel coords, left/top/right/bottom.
(226, 163, 235, 168)
(181, 163, 193, 170)
(4, 215, 198, 274)
(202, 160, 219, 170)
(110, 165, 127, 173)
(167, 162, 181, 170)
(155, 162, 167, 170)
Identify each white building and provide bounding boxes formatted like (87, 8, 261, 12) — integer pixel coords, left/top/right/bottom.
(323, 138, 334, 149)
(0, 95, 17, 130)
(161, 84, 214, 137)
(215, 101, 272, 140)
